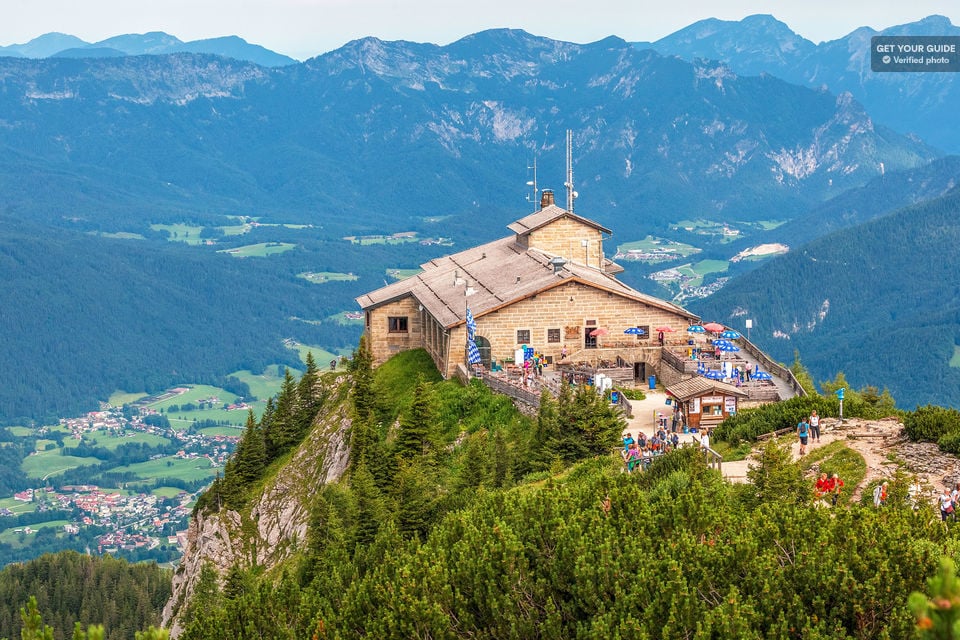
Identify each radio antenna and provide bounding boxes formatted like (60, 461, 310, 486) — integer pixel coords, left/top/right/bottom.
(564, 130, 577, 213)
(525, 158, 538, 212)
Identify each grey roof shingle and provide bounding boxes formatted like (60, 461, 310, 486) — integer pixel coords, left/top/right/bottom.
(356, 228, 697, 329)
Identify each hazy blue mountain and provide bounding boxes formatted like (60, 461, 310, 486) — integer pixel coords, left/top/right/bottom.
(52, 47, 125, 59)
(1, 31, 296, 67)
(0, 31, 937, 243)
(690, 185, 960, 409)
(642, 14, 960, 153)
(0, 32, 87, 58)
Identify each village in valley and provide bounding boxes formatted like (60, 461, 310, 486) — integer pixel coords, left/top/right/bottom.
(1, 388, 245, 564)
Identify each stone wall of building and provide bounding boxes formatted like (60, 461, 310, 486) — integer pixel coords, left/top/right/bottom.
(365, 297, 423, 367)
(468, 281, 690, 368)
(527, 218, 605, 269)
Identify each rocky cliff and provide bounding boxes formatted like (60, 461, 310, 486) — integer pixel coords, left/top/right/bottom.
(161, 372, 353, 636)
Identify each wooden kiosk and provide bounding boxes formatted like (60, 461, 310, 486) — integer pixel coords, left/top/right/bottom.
(665, 377, 748, 432)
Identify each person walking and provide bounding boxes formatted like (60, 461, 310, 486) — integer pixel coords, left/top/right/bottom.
(809, 410, 821, 443)
(796, 417, 810, 455)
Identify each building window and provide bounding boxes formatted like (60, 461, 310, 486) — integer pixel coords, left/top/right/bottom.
(388, 316, 409, 333)
(637, 324, 650, 340)
(547, 328, 561, 343)
(516, 329, 531, 344)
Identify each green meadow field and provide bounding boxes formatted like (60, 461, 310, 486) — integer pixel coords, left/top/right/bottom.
(113, 456, 216, 483)
(218, 242, 296, 257)
(21, 451, 101, 480)
(150, 223, 206, 245)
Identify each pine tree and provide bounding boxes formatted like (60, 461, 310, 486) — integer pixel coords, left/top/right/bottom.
(394, 375, 438, 461)
(349, 336, 377, 468)
(349, 462, 385, 549)
(296, 351, 322, 434)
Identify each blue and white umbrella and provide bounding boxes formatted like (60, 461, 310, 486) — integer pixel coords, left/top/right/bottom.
(713, 339, 734, 348)
(753, 370, 773, 381)
(703, 369, 724, 380)
(624, 327, 646, 335)
(687, 325, 706, 334)
(718, 343, 740, 353)
(719, 330, 742, 340)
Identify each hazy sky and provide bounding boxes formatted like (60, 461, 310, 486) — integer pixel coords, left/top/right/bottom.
(3, 0, 959, 60)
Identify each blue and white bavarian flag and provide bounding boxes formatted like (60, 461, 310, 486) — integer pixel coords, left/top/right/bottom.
(465, 307, 477, 341)
(468, 338, 482, 365)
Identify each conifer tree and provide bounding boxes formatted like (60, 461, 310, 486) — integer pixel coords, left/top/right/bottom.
(392, 461, 436, 540)
(268, 368, 300, 454)
(530, 389, 560, 470)
(349, 462, 385, 549)
(394, 374, 438, 461)
(348, 336, 377, 468)
(296, 351, 322, 434)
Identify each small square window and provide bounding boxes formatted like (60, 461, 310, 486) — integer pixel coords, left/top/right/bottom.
(388, 316, 409, 333)
(547, 328, 561, 343)
(636, 324, 649, 340)
(516, 329, 531, 344)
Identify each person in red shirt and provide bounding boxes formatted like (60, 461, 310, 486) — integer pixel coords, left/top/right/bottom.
(815, 473, 830, 499)
(828, 474, 844, 506)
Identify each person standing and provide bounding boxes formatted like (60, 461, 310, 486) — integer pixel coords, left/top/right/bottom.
(796, 417, 810, 455)
(874, 481, 889, 508)
(809, 410, 821, 443)
(940, 487, 955, 521)
(830, 473, 844, 506)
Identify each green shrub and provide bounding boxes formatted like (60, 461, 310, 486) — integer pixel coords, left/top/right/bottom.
(905, 405, 960, 443)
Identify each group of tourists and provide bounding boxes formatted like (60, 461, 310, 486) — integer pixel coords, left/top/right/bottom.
(622, 429, 681, 473)
(796, 410, 822, 455)
(814, 472, 845, 505)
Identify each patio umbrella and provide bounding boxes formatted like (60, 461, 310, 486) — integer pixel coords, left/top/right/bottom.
(717, 343, 740, 352)
(687, 325, 706, 334)
(623, 327, 645, 335)
(753, 370, 773, 380)
(654, 326, 675, 333)
(703, 369, 724, 380)
(712, 339, 733, 348)
(703, 322, 725, 333)
(719, 330, 742, 340)
(589, 327, 608, 337)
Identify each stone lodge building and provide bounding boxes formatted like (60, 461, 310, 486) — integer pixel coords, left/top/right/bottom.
(355, 191, 701, 381)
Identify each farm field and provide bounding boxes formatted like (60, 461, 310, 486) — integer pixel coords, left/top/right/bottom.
(80, 430, 171, 450)
(21, 451, 101, 480)
(152, 486, 187, 498)
(150, 223, 206, 245)
(0, 520, 70, 546)
(230, 367, 289, 406)
(218, 242, 296, 257)
(386, 268, 423, 280)
(297, 271, 359, 284)
(113, 456, 216, 483)
(616, 236, 700, 262)
(0, 497, 39, 515)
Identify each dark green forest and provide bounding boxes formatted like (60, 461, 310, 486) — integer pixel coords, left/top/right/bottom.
(0, 216, 451, 424)
(0, 551, 169, 640)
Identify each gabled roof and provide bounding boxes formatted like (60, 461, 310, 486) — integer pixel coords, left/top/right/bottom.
(356, 231, 698, 329)
(506, 204, 612, 236)
(665, 377, 748, 402)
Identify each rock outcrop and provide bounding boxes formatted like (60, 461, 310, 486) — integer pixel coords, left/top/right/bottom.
(161, 373, 352, 636)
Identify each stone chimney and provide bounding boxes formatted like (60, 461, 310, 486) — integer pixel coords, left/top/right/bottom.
(540, 189, 555, 209)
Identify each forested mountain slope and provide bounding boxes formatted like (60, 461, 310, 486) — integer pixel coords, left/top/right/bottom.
(691, 186, 960, 408)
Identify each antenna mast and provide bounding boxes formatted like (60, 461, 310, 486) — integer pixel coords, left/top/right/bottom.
(564, 129, 577, 213)
(525, 158, 538, 212)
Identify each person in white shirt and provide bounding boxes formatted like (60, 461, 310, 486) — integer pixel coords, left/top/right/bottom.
(809, 410, 821, 443)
